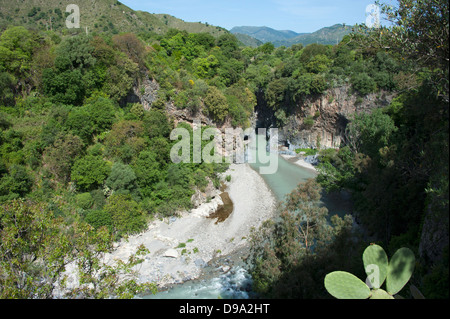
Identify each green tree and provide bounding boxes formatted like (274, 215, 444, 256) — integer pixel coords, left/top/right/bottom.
(0, 165, 32, 202)
(42, 133, 84, 183)
(42, 35, 101, 105)
(84, 209, 113, 232)
(142, 109, 172, 139)
(105, 162, 140, 200)
(0, 26, 38, 92)
(306, 54, 331, 74)
(0, 72, 15, 106)
(344, 108, 398, 158)
(351, 73, 377, 95)
(104, 120, 146, 163)
(248, 179, 355, 298)
(75, 192, 94, 210)
(66, 108, 94, 143)
(132, 150, 163, 199)
(204, 86, 229, 122)
(0, 199, 156, 298)
(71, 155, 111, 191)
(84, 96, 117, 134)
(192, 55, 219, 79)
(104, 194, 147, 237)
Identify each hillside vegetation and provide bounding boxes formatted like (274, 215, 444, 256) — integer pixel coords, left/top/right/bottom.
(0, 0, 448, 299)
(0, 0, 227, 36)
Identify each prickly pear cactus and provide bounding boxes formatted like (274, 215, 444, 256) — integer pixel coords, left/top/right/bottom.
(386, 247, 415, 295)
(363, 244, 388, 289)
(324, 245, 418, 299)
(324, 271, 371, 299)
(369, 288, 394, 299)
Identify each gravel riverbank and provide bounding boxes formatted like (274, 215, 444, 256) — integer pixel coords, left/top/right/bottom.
(105, 163, 277, 289)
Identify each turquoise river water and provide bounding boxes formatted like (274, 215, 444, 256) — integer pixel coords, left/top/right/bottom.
(142, 133, 349, 299)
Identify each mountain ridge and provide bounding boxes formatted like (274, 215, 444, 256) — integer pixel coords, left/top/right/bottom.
(230, 24, 353, 47)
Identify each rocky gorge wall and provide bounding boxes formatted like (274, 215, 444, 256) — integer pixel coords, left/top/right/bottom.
(277, 85, 395, 151)
(126, 76, 394, 153)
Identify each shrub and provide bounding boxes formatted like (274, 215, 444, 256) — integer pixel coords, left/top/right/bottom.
(303, 116, 315, 129)
(75, 192, 94, 210)
(84, 209, 113, 232)
(105, 162, 140, 200)
(104, 194, 147, 237)
(71, 155, 111, 191)
(351, 73, 377, 95)
(204, 87, 228, 123)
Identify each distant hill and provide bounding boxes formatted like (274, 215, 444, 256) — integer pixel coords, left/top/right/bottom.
(273, 24, 353, 47)
(230, 24, 353, 47)
(233, 33, 263, 48)
(0, 0, 228, 37)
(230, 26, 303, 43)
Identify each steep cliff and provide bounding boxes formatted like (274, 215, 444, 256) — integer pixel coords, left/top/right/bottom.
(129, 77, 394, 152)
(277, 86, 395, 150)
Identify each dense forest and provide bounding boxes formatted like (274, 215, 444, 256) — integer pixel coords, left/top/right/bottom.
(0, 0, 448, 299)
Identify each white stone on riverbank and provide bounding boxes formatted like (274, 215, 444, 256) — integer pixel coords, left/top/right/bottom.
(280, 154, 318, 172)
(164, 249, 179, 258)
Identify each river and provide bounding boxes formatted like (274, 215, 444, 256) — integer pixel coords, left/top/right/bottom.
(142, 133, 350, 299)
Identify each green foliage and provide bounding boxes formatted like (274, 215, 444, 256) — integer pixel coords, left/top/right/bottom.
(0, 2, 447, 298)
(0, 26, 37, 83)
(0, 72, 15, 106)
(204, 86, 228, 122)
(84, 96, 117, 134)
(295, 148, 318, 156)
(142, 109, 172, 139)
(71, 155, 111, 191)
(67, 107, 94, 143)
(75, 192, 94, 210)
(42, 35, 103, 105)
(104, 120, 146, 163)
(0, 164, 32, 202)
(303, 116, 315, 129)
(84, 209, 113, 232)
(42, 133, 85, 183)
(306, 54, 331, 74)
(316, 147, 360, 192)
(344, 108, 397, 158)
(0, 199, 156, 298)
(105, 162, 140, 200)
(351, 73, 377, 95)
(248, 179, 356, 298)
(104, 194, 147, 237)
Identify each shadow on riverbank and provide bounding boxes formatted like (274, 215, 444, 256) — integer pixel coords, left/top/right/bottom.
(208, 192, 234, 224)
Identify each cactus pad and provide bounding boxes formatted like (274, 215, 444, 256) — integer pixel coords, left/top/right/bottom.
(363, 244, 388, 289)
(324, 271, 371, 299)
(369, 288, 394, 299)
(386, 247, 415, 295)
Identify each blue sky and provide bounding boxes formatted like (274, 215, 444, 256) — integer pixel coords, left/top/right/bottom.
(118, 0, 391, 33)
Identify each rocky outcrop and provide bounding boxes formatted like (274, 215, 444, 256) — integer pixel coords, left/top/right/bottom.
(123, 75, 160, 110)
(419, 203, 449, 263)
(278, 86, 395, 150)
